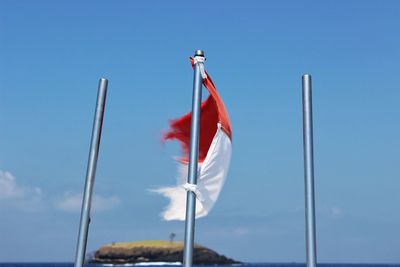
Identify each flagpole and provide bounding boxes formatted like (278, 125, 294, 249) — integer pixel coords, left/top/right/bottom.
(302, 74, 317, 267)
(74, 78, 108, 267)
(183, 50, 204, 267)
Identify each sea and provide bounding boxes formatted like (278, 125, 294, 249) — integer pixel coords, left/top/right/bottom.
(0, 263, 399, 267)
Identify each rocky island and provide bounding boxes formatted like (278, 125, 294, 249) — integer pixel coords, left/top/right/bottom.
(90, 240, 241, 265)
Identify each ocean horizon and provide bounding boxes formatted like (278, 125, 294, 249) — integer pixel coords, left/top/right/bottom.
(0, 263, 399, 267)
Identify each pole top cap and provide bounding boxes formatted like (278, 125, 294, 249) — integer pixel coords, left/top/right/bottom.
(194, 50, 205, 57)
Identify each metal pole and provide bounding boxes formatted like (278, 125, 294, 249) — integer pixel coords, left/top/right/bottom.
(302, 74, 317, 267)
(74, 78, 108, 267)
(183, 50, 204, 267)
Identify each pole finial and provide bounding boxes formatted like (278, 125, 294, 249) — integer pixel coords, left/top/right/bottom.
(194, 50, 205, 57)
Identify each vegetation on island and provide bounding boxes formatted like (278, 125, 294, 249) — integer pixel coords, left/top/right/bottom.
(109, 240, 185, 249)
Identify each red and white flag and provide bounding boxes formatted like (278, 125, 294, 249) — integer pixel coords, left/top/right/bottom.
(156, 57, 232, 221)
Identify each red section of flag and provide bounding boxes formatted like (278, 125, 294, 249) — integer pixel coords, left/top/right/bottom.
(163, 57, 232, 163)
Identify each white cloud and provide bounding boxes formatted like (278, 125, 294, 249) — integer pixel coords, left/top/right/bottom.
(0, 170, 43, 212)
(55, 192, 121, 213)
(0, 170, 120, 213)
(0, 170, 24, 199)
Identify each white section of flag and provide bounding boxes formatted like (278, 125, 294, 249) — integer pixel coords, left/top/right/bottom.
(155, 124, 232, 221)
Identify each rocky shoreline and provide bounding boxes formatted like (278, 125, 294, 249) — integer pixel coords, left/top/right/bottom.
(90, 240, 241, 265)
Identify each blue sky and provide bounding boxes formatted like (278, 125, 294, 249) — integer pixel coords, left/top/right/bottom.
(0, 0, 399, 263)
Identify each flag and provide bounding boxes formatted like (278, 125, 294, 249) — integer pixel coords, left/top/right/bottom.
(155, 57, 232, 221)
